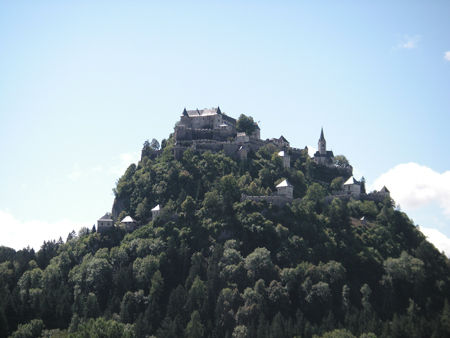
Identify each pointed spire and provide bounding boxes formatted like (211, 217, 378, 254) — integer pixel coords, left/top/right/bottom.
(319, 127, 325, 141)
(217, 106, 221, 114)
(182, 107, 188, 116)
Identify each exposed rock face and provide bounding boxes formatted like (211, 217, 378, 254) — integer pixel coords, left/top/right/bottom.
(112, 195, 128, 220)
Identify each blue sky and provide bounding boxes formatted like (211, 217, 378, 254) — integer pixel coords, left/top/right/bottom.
(1, 1, 450, 253)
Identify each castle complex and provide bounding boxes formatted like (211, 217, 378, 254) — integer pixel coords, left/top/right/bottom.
(100, 106, 390, 232)
(173, 107, 264, 160)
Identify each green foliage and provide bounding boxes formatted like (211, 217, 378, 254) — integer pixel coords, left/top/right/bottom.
(185, 310, 205, 338)
(1, 136, 450, 338)
(10, 319, 44, 338)
(333, 155, 350, 167)
(330, 177, 344, 192)
(244, 247, 276, 282)
(314, 328, 356, 338)
(236, 114, 257, 135)
(69, 317, 135, 337)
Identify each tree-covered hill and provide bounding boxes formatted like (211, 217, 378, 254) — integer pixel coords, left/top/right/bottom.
(1, 132, 450, 338)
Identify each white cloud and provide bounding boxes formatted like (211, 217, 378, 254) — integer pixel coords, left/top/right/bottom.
(419, 226, 450, 257)
(397, 35, 421, 49)
(371, 163, 450, 216)
(371, 162, 450, 257)
(444, 51, 450, 61)
(0, 210, 91, 250)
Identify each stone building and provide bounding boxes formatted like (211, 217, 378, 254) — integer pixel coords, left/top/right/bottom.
(314, 128, 334, 165)
(174, 107, 237, 143)
(238, 145, 248, 161)
(247, 123, 261, 140)
(270, 135, 290, 148)
(97, 212, 114, 233)
(236, 132, 250, 143)
(278, 150, 290, 168)
(152, 204, 161, 219)
(343, 176, 362, 197)
(366, 186, 391, 202)
(242, 179, 294, 206)
(120, 216, 137, 232)
(379, 186, 389, 195)
(173, 107, 263, 160)
(276, 179, 293, 199)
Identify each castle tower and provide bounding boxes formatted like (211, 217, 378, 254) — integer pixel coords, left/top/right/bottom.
(276, 179, 293, 199)
(318, 128, 326, 155)
(278, 150, 290, 168)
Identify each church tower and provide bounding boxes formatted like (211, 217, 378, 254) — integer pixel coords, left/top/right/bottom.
(318, 128, 326, 155)
(314, 127, 334, 166)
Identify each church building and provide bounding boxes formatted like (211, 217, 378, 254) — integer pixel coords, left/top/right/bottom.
(313, 128, 334, 165)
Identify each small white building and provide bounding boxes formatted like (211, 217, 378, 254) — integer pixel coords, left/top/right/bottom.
(97, 212, 114, 233)
(120, 216, 137, 232)
(151, 204, 161, 219)
(278, 151, 291, 168)
(276, 179, 293, 199)
(343, 176, 362, 197)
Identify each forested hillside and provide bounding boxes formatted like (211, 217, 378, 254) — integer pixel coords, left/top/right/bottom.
(1, 133, 450, 338)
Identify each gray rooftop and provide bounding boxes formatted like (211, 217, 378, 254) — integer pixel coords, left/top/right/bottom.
(185, 107, 220, 117)
(98, 212, 113, 221)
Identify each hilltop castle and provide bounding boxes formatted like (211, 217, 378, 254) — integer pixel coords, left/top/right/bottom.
(172, 107, 306, 163)
(103, 106, 389, 231)
(173, 107, 263, 160)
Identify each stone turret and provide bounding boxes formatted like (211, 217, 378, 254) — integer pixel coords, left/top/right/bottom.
(276, 179, 293, 199)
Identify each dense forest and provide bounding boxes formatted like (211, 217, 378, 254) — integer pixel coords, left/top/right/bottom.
(1, 121, 450, 337)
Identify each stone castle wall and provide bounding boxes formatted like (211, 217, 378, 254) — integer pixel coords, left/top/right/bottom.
(241, 194, 292, 207)
(175, 126, 236, 142)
